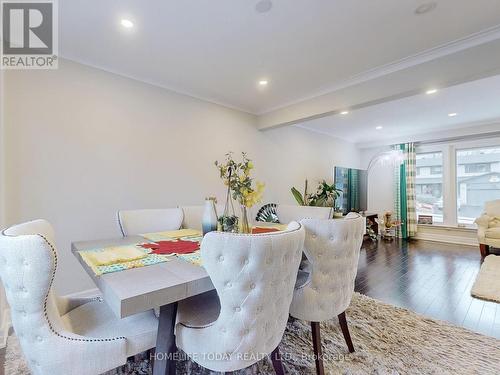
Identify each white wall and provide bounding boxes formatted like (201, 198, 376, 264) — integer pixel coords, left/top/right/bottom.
(0, 67, 9, 346)
(360, 146, 394, 218)
(3, 59, 361, 295)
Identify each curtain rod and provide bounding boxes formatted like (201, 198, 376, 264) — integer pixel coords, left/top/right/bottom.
(414, 131, 500, 146)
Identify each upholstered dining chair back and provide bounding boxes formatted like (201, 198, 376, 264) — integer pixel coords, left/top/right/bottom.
(0, 220, 132, 374)
(180, 204, 225, 231)
(289, 213, 365, 322)
(176, 222, 305, 372)
(117, 208, 183, 236)
(276, 205, 332, 224)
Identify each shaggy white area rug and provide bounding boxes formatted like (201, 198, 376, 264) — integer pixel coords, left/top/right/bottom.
(5, 293, 500, 374)
(471, 255, 500, 303)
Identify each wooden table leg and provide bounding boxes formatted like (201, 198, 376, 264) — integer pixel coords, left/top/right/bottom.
(153, 302, 178, 375)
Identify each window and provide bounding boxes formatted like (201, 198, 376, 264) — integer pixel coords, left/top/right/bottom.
(416, 152, 443, 223)
(456, 146, 500, 225)
(430, 166, 442, 175)
(464, 163, 491, 174)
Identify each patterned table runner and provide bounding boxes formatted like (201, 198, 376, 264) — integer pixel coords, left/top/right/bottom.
(79, 226, 286, 275)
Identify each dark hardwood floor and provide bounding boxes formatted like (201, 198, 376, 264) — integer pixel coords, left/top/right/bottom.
(355, 239, 500, 339)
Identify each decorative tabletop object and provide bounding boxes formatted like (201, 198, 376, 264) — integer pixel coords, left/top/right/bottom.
(255, 203, 279, 223)
(378, 211, 401, 240)
(202, 197, 218, 235)
(215, 152, 265, 233)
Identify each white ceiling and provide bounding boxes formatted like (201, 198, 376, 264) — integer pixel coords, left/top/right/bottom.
(296, 74, 500, 145)
(60, 0, 500, 114)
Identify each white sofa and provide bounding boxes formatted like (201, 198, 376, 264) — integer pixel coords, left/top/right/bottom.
(475, 200, 500, 257)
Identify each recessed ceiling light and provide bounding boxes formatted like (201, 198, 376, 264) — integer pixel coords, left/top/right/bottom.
(340, 111, 349, 115)
(375, 126, 383, 130)
(120, 19, 134, 28)
(415, 2, 437, 15)
(258, 80, 268, 86)
(448, 112, 458, 117)
(255, 0, 273, 13)
(426, 89, 438, 95)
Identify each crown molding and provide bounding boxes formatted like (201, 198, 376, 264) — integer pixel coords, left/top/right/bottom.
(258, 24, 500, 115)
(355, 119, 500, 149)
(59, 57, 258, 116)
(61, 24, 500, 119)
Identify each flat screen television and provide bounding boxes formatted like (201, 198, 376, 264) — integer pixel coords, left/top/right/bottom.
(334, 166, 368, 214)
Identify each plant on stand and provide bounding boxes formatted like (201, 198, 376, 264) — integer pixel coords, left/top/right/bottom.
(215, 152, 265, 233)
(291, 179, 342, 218)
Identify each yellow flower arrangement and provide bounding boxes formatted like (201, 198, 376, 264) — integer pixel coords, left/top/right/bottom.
(215, 152, 264, 209)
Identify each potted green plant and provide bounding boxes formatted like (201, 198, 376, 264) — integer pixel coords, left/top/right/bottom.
(291, 179, 342, 218)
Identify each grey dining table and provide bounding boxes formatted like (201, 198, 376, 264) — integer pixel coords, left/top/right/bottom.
(72, 235, 214, 375)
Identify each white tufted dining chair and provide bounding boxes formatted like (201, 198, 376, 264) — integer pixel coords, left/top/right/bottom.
(175, 222, 305, 373)
(0, 219, 158, 375)
(117, 208, 184, 236)
(277, 205, 334, 275)
(289, 213, 365, 375)
(276, 205, 332, 224)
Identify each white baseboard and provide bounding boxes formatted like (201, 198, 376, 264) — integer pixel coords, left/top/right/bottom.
(414, 225, 478, 247)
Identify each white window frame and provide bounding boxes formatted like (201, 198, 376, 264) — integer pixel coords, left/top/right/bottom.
(416, 136, 500, 228)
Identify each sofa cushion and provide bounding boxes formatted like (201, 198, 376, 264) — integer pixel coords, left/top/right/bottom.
(488, 217, 500, 228)
(485, 227, 500, 239)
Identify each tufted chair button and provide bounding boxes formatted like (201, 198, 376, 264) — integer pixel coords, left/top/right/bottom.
(243, 329, 250, 335)
(329, 236, 334, 241)
(218, 255, 224, 262)
(243, 259, 249, 265)
(22, 287, 28, 293)
(266, 258, 272, 265)
(250, 283, 256, 290)
(234, 307, 241, 312)
(225, 282, 232, 288)
(36, 335, 43, 342)
(318, 253, 322, 258)
(312, 234, 317, 239)
(220, 327, 226, 333)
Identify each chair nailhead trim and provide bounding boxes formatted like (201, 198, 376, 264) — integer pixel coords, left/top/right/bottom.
(38, 234, 126, 342)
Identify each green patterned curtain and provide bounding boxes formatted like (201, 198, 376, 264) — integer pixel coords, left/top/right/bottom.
(406, 144, 417, 236)
(393, 143, 417, 238)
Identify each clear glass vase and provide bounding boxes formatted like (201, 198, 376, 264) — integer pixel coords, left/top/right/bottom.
(240, 205, 251, 234)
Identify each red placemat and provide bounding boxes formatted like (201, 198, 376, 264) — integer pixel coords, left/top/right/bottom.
(140, 240, 200, 255)
(251, 227, 280, 234)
